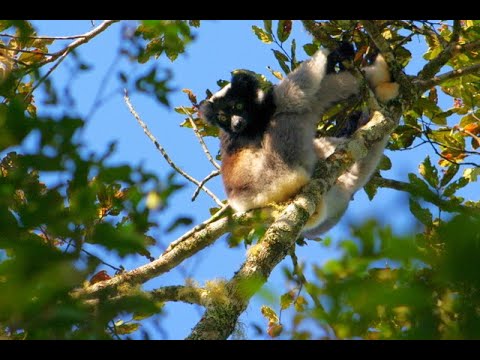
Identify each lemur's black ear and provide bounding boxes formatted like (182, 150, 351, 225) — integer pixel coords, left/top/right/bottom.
(198, 100, 214, 124)
(231, 72, 259, 93)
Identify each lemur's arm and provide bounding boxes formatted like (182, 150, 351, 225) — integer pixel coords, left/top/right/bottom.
(273, 49, 330, 113)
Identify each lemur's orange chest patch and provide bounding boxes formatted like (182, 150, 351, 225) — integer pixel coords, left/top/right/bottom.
(222, 147, 262, 192)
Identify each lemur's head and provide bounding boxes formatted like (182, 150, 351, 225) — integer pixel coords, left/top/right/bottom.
(199, 72, 268, 136)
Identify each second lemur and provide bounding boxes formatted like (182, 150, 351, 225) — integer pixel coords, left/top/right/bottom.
(199, 44, 399, 238)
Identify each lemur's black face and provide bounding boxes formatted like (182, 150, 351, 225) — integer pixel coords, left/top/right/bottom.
(199, 72, 264, 136)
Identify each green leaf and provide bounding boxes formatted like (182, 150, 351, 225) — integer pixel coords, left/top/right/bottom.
(378, 154, 392, 171)
(260, 305, 279, 324)
(188, 20, 201, 28)
(303, 43, 318, 56)
(280, 291, 295, 310)
(443, 177, 469, 197)
(272, 49, 289, 63)
(0, 20, 13, 32)
(252, 25, 273, 44)
(290, 39, 297, 70)
(294, 295, 308, 312)
(323, 259, 343, 275)
(459, 113, 477, 128)
(90, 222, 148, 257)
(409, 198, 432, 226)
(340, 239, 359, 257)
(263, 20, 272, 34)
(418, 156, 439, 189)
(174, 106, 195, 115)
(272, 50, 290, 75)
(267, 66, 283, 80)
(423, 34, 442, 61)
(440, 164, 459, 187)
(364, 180, 378, 201)
(408, 173, 432, 195)
(463, 167, 480, 182)
(389, 125, 421, 150)
(115, 322, 140, 335)
(276, 20, 292, 43)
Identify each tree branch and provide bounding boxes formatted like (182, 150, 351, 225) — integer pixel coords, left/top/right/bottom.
(415, 63, 480, 91)
(85, 285, 208, 308)
(73, 209, 257, 300)
(36, 20, 119, 66)
(124, 91, 224, 207)
(0, 32, 97, 41)
(191, 170, 221, 202)
(417, 20, 461, 80)
(370, 176, 479, 215)
(149, 285, 207, 305)
(22, 20, 119, 100)
(186, 109, 401, 340)
(187, 115, 221, 170)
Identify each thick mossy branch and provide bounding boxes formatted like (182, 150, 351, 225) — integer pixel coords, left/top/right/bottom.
(85, 285, 208, 309)
(186, 110, 401, 340)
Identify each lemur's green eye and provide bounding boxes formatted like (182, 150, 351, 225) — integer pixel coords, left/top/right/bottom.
(218, 114, 227, 122)
(235, 103, 243, 110)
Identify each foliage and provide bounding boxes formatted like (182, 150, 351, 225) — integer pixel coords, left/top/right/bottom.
(0, 19, 480, 340)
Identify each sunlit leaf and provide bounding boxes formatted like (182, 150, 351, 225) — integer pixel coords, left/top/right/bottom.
(418, 156, 439, 188)
(260, 305, 279, 324)
(252, 25, 273, 44)
(277, 20, 292, 43)
(115, 322, 140, 335)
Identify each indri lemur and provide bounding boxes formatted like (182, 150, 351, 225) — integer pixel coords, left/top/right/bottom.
(199, 43, 399, 238)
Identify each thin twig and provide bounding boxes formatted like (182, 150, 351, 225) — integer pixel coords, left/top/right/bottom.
(36, 20, 119, 67)
(86, 52, 122, 119)
(186, 113, 221, 170)
(164, 204, 230, 254)
(289, 250, 325, 312)
(123, 90, 223, 207)
(0, 33, 94, 40)
(422, 123, 480, 168)
(0, 44, 54, 56)
(191, 170, 221, 201)
(289, 250, 336, 338)
(21, 20, 119, 101)
(25, 50, 68, 100)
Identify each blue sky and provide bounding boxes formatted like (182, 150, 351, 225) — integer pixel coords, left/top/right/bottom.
(26, 20, 479, 339)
